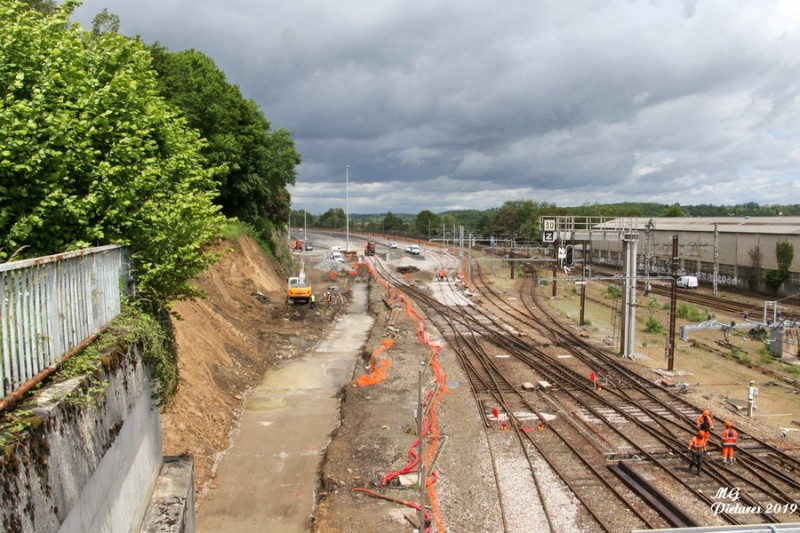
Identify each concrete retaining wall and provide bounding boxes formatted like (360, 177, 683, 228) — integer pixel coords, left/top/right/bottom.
(0, 346, 163, 533)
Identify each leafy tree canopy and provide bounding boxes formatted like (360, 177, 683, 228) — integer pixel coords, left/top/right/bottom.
(146, 45, 301, 245)
(659, 203, 689, 217)
(383, 211, 404, 231)
(0, 0, 226, 308)
(415, 210, 440, 235)
(491, 200, 538, 239)
(19, 0, 56, 14)
(316, 208, 345, 229)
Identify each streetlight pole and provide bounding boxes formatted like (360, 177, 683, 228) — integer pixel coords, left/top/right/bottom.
(346, 165, 350, 252)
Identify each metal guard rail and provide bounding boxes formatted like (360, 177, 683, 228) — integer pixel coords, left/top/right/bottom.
(0, 245, 130, 405)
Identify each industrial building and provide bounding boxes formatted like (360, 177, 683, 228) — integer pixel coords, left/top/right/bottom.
(586, 217, 800, 297)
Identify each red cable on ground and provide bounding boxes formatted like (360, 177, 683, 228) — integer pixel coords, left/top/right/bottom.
(351, 488, 432, 530)
(360, 257, 448, 531)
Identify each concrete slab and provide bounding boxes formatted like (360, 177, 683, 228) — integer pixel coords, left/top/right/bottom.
(197, 285, 373, 533)
(428, 280, 473, 306)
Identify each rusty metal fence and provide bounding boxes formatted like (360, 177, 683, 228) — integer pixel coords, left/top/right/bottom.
(0, 245, 130, 400)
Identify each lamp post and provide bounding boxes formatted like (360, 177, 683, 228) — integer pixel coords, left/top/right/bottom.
(345, 165, 350, 252)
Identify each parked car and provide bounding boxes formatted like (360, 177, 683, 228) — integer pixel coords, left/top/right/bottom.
(331, 251, 344, 263)
(331, 245, 344, 252)
(676, 275, 698, 289)
(389, 241, 397, 249)
(410, 244, 421, 255)
(304, 242, 313, 251)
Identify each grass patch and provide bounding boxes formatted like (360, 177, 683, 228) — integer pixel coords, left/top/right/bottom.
(676, 303, 708, 322)
(222, 220, 275, 258)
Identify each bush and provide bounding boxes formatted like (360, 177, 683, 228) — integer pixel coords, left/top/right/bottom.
(786, 365, 800, 376)
(605, 285, 621, 299)
(644, 315, 665, 334)
(647, 297, 659, 310)
(676, 303, 707, 322)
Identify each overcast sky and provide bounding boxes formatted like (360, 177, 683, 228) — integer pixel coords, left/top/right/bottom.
(71, 1, 800, 215)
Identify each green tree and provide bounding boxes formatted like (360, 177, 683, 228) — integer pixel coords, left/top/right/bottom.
(20, 0, 56, 13)
(147, 45, 300, 245)
(316, 208, 345, 229)
(0, 0, 226, 308)
(415, 210, 440, 236)
(383, 211, 403, 231)
(492, 200, 537, 242)
(91, 8, 120, 36)
(659, 203, 689, 217)
(290, 209, 314, 228)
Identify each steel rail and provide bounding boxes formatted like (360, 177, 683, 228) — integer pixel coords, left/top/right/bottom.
(468, 264, 791, 519)
(376, 260, 661, 531)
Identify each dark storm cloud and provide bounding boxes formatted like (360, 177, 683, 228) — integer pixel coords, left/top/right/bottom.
(72, 0, 800, 214)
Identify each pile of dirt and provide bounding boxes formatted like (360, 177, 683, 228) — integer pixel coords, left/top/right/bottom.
(161, 236, 343, 495)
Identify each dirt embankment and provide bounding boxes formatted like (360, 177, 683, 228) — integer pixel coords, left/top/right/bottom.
(161, 236, 340, 495)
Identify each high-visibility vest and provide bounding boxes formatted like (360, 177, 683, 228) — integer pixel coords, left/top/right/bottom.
(689, 436, 707, 452)
(697, 415, 712, 431)
(722, 428, 738, 446)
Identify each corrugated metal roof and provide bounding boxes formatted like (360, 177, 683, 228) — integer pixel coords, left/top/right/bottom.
(596, 217, 800, 235)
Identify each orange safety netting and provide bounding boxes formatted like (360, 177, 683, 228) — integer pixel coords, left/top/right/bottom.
(352, 339, 394, 387)
(358, 259, 448, 532)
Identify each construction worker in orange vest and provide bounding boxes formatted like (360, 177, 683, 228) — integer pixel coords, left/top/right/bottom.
(438, 269, 446, 281)
(696, 410, 714, 442)
(721, 421, 738, 463)
(688, 430, 707, 474)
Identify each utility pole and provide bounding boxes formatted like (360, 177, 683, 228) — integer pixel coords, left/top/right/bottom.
(644, 219, 654, 295)
(460, 226, 464, 265)
(417, 369, 426, 530)
(666, 234, 679, 371)
(713, 223, 719, 295)
(551, 238, 558, 296)
(468, 233, 473, 288)
(621, 232, 639, 358)
(345, 165, 350, 252)
(579, 281, 586, 326)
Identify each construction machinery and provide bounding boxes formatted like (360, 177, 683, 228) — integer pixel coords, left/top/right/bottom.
(287, 270, 313, 304)
(364, 241, 376, 256)
(292, 240, 304, 251)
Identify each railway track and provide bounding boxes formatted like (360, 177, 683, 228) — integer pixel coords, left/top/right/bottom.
(583, 263, 800, 319)
(366, 246, 800, 530)
(470, 261, 800, 527)
(370, 253, 665, 531)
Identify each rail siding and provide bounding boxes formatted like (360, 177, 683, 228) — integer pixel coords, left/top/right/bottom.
(0, 245, 130, 398)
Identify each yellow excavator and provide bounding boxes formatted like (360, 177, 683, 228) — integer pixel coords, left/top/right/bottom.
(287, 267, 313, 304)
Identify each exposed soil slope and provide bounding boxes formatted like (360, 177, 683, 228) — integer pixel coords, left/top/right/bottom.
(160, 236, 338, 495)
